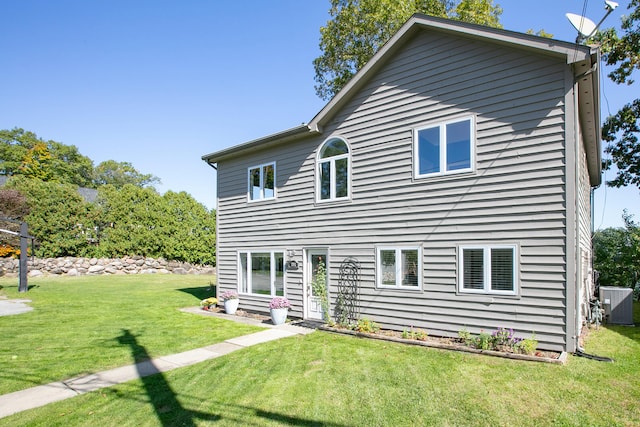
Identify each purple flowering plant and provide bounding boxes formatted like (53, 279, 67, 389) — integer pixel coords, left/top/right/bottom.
(220, 290, 238, 300)
(492, 327, 523, 348)
(269, 296, 291, 309)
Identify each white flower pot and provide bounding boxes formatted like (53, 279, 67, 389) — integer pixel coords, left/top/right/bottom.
(270, 308, 288, 325)
(224, 298, 239, 315)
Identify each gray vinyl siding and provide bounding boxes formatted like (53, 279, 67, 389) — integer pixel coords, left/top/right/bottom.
(215, 30, 574, 351)
(577, 123, 595, 329)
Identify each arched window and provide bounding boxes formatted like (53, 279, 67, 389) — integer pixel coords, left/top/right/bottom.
(316, 137, 350, 201)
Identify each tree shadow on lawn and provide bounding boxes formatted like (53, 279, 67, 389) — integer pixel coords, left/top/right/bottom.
(177, 286, 215, 301)
(114, 329, 344, 426)
(116, 329, 219, 426)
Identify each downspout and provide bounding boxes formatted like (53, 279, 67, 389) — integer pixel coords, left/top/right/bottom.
(203, 159, 218, 297)
(573, 77, 582, 355)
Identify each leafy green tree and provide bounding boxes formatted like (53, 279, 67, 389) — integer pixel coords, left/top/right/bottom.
(454, 0, 501, 27)
(526, 29, 553, 38)
(95, 184, 167, 258)
(593, 210, 640, 289)
(0, 128, 30, 176)
(93, 160, 160, 189)
(48, 140, 95, 188)
(595, 0, 640, 189)
(95, 186, 216, 264)
(313, 0, 503, 100)
(0, 128, 95, 187)
(5, 176, 97, 257)
(161, 191, 216, 265)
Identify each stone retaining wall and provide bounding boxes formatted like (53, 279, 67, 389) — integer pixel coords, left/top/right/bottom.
(0, 256, 215, 277)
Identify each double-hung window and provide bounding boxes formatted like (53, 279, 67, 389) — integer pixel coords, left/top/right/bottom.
(248, 162, 275, 201)
(458, 245, 517, 295)
(239, 251, 285, 297)
(377, 247, 421, 289)
(317, 137, 350, 202)
(414, 116, 474, 178)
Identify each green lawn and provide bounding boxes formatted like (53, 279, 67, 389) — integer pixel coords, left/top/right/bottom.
(1, 276, 639, 426)
(0, 274, 262, 395)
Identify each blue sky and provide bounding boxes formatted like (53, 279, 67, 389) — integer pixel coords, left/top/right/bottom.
(1, 0, 637, 229)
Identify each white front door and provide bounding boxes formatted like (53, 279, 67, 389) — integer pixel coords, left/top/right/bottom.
(306, 250, 328, 321)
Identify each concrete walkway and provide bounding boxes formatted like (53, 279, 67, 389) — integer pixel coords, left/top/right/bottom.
(0, 310, 315, 419)
(0, 298, 33, 316)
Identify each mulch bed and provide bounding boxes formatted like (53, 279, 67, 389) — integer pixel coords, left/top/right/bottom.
(198, 306, 566, 364)
(319, 325, 566, 364)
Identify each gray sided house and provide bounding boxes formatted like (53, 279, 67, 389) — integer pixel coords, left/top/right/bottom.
(203, 15, 601, 352)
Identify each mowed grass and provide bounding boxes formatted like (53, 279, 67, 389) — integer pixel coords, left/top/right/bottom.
(1, 276, 639, 426)
(0, 274, 262, 395)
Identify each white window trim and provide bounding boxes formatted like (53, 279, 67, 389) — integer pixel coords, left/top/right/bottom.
(376, 246, 422, 290)
(457, 244, 518, 296)
(237, 250, 286, 297)
(247, 162, 276, 202)
(413, 115, 475, 179)
(315, 137, 351, 203)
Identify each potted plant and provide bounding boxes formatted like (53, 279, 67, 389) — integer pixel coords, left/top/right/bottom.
(200, 297, 218, 311)
(220, 290, 239, 314)
(269, 296, 291, 325)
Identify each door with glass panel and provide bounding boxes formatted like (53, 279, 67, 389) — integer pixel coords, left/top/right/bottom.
(306, 250, 328, 321)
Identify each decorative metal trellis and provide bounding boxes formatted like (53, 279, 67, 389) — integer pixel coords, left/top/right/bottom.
(334, 257, 360, 326)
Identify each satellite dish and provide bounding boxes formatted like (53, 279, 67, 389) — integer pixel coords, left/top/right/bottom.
(566, 1, 619, 43)
(566, 13, 597, 38)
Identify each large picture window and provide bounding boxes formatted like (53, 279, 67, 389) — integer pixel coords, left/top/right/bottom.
(458, 245, 517, 295)
(414, 116, 474, 178)
(316, 137, 350, 202)
(238, 251, 285, 297)
(377, 247, 421, 289)
(248, 162, 275, 201)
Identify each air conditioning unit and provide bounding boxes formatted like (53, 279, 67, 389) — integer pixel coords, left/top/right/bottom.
(599, 287, 634, 325)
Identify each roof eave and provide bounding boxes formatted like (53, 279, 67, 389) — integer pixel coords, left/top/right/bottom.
(202, 124, 317, 164)
(575, 51, 602, 187)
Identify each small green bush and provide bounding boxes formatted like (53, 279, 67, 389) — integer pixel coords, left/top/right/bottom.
(516, 334, 538, 355)
(355, 318, 380, 334)
(458, 328, 472, 344)
(475, 331, 493, 350)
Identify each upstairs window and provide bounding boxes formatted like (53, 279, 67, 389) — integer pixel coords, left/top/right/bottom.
(458, 245, 517, 295)
(414, 116, 474, 178)
(248, 162, 275, 201)
(317, 137, 350, 202)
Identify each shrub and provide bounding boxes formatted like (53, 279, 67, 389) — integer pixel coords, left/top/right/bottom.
(401, 326, 427, 340)
(413, 328, 428, 341)
(355, 318, 380, 334)
(475, 331, 493, 350)
(457, 328, 472, 344)
(516, 334, 538, 355)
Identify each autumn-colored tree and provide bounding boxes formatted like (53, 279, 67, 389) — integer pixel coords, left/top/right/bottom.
(0, 128, 94, 187)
